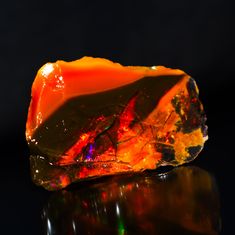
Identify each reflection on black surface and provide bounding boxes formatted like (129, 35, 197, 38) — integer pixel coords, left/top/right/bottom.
(42, 166, 220, 235)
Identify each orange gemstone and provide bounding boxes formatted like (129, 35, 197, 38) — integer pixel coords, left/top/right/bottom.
(26, 57, 207, 190)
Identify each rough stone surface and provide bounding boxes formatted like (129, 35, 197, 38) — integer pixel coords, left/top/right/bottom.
(26, 57, 207, 190)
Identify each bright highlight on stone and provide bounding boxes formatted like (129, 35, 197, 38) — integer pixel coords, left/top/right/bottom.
(26, 57, 208, 190)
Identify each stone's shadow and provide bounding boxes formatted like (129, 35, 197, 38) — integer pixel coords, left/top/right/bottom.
(42, 166, 220, 235)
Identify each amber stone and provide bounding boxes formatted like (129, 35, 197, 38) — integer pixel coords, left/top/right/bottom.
(26, 57, 207, 190)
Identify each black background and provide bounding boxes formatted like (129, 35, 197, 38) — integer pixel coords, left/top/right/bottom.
(0, 0, 234, 234)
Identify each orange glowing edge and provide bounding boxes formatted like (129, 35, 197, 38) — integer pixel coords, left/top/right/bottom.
(26, 57, 187, 140)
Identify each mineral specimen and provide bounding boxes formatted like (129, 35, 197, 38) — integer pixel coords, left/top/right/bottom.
(26, 57, 207, 190)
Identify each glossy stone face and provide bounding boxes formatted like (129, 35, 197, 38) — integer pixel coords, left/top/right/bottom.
(26, 57, 208, 190)
(42, 167, 220, 235)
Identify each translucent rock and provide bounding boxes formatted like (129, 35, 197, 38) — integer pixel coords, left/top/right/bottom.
(26, 57, 207, 190)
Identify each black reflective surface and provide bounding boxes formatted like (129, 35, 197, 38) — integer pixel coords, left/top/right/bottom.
(43, 166, 220, 235)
